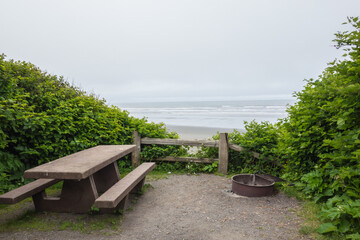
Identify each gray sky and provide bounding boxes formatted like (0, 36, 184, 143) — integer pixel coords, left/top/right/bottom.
(1, 0, 359, 103)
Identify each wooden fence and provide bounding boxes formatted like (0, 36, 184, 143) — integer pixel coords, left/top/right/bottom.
(131, 131, 264, 174)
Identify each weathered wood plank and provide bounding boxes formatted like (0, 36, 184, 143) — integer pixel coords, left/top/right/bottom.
(141, 138, 219, 147)
(229, 143, 281, 165)
(131, 131, 141, 167)
(152, 156, 217, 164)
(252, 152, 261, 159)
(229, 143, 244, 152)
(94, 162, 155, 208)
(0, 179, 60, 204)
(24, 145, 136, 180)
(229, 143, 261, 159)
(218, 133, 229, 174)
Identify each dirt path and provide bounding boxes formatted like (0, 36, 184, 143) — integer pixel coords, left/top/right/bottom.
(0, 174, 308, 240)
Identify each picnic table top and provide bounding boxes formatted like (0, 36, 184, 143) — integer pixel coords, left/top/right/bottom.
(23, 145, 136, 180)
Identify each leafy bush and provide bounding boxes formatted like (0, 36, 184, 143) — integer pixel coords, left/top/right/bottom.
(228, 120, 281, 174)
(0, 54, 178, 192)
(196, 120, 281, 174)
(279, 17, 360, 237)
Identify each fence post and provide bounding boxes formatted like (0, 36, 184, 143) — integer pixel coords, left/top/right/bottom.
(218, 133, 229, 174)
(132, 131, 141, 167)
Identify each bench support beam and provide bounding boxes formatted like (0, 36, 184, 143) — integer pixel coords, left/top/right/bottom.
(33, 176, 98, 213)
(93, 162, 120, 193)
(131, 178, 145, 194)
(99, 195, 129, 214)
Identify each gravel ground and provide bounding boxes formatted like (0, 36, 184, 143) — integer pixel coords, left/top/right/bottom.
(0, 174, 309, 240)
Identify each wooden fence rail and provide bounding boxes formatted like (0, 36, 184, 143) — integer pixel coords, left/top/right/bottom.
(156, 156, 217, 164)
(131, 131, 262, 174)
(140, 138, 219, 148)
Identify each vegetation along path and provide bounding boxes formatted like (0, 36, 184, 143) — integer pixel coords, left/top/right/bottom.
(0, 174, 308, 240)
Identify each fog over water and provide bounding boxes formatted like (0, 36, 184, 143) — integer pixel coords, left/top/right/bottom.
(1, 1, 360, 104)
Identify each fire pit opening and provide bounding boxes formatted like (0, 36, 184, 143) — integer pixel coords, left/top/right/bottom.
(231, 174, 275, 197)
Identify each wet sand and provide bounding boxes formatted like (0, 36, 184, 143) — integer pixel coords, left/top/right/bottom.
(166, 125, 244, 139)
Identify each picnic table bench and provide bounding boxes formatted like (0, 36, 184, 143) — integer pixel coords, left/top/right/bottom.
(0, 145, 155, 213)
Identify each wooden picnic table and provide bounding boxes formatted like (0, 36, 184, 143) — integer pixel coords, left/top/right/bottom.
(23, 145, 136, 213)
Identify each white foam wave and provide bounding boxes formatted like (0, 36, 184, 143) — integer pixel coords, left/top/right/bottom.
(119, 100, 292, 128)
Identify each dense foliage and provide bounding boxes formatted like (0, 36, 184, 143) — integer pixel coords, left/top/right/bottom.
(0, 55, 177, 193)
(280, 17, 360, 238)
(194, 120, 280, 174)
(228, 121, 281, 174)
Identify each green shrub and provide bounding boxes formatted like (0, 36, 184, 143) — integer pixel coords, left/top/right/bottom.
(280, 17, 360, 237)
(196, 121, 282, 174)
(228, 120, 281, 174)
(0, 54, 178, 192)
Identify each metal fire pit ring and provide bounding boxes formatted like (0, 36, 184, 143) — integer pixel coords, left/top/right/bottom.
(231, 174, 275, 197)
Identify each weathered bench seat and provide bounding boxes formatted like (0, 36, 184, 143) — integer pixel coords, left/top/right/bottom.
(94, 162, 155, 210)
(0, 179, 60, 204)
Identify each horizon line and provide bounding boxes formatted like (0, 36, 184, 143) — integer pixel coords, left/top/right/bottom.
(109, 94, 296, 104)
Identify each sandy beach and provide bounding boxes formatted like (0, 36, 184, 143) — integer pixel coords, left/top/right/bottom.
(166, 125, 243, 140)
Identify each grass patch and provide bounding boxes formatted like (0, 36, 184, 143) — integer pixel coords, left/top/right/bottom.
(119, 166, 184, 182)
(0, 187, 123, 235)
(281, 185, 346, 240)
(297, 201, 323, 239)
(0, 207, 123, 234)
(146, 171, 170, 181)
(54, 214, 122, 234)
(0, 198, 33, 215)
(0, 205, 7, 210)
(146, 167, 195, 181)
(0, 210, 58, 232)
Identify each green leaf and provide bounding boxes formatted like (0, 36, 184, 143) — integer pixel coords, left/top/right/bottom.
(337, 118, 345, 128)
(317, 223, 338, 234)
(347, 233, 360, 239)
(346, 189, 360, 198)
(338, 219, 351, 233)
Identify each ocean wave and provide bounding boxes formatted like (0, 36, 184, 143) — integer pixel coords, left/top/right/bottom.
(119, 100, 292, 128)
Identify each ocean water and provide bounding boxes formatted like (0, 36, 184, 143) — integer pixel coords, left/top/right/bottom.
(117, 99, 296, 129)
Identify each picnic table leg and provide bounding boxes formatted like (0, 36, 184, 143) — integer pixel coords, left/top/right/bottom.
(130, 177, 146, 194)
(100, 194, 129, 214)
(93, 162, 121, 193)
(32, 176, 99, 213)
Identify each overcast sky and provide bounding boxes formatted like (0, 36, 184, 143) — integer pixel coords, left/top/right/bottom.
(1, 0, 360, 103)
